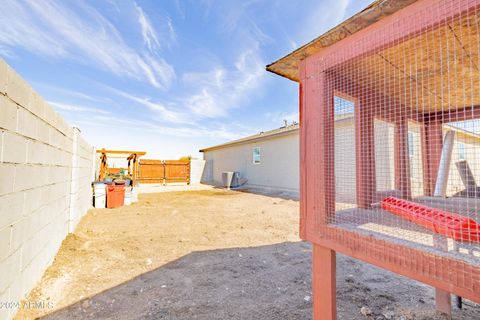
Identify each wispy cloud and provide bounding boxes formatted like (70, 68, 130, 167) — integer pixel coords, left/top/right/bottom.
(77, 112, 248, 141)
(102, 46, 265, 124)
(300, 0, 351, 43)
(0, 0, 175, 89)
(49, 101, 110, 115)
(134, 2, 160, 52)
(106, 86, 190, 124)
(265, 111, 299, 126)
(182, 47, 265, 118)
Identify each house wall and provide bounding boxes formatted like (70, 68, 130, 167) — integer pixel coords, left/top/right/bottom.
(374, 119, 396, 192)
(0, 59, 95, 320)
(202, 120, 396, 199)
(334, 118, 357, 203)
(203, 119, 479, 200)
(446, 131, 480, 196)
(202, 132, 300, 193)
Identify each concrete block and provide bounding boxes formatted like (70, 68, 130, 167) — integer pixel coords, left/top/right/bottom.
(21, 227, 49, 273)
(19, 239, 34, 272)
(0, 226, 11, 262)
(190, 159, 206, 184)
(48, 128, 62, 150)
(29, 207, 50, 236)
(13, 164, 38, 192)
(0, 58, 7, 95)
(26, 141, 47, 165)
(36, 122, 49, 145)
(1, 132, 27, 164)
(0, 131, 3, 162)
(43, 106, 57, 129)
(40, 184, 53, 206)
(0, 288, 10, 320)
(16, 108, 37, 140)
(56, 117, 69, 137)
(0, 164, 15, 196)
(0, 95, 18, 132)
(29, 92, 46, 120)
(58, 135, 71, 154)
(53, 166, 71, 185)
(19, 257, 37, 298)
(10, 218, 29, 254)
(8, 274, 23, 309)
(6, 65, 33, 109)
(0, 192, 24, 229)
(0, 250, 20, 296)
(44, 145, 57, 166)
(22, 188, 42, 217)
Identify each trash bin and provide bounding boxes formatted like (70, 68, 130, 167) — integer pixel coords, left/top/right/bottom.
(93, 182, 106, 208)
(106, 185, 125, 208)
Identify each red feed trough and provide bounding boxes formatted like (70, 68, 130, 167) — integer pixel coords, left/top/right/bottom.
(381, 197, 480, 243)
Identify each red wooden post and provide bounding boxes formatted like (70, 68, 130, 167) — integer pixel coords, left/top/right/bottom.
(313, 244, 336, 320)
(302, 66, 337, 319)
(435, 289, 452, 316)
(302, 68, 336, 229)
(394, 118, 411, 199)
(299, 61, 307, 239)
(421, 119, 451, 315)
(421, 120, 443, 196)
(355, 94, 376, 208)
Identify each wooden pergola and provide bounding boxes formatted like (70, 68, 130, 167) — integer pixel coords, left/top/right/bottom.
(96, 149, 146, 185)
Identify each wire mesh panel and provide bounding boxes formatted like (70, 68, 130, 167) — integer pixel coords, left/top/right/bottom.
(301, 0, 480, 300)
(334, 96, 357, 207)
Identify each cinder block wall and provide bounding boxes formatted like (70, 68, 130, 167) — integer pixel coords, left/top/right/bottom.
(0, 59, 95, 319)
(190, 159, 206, 184)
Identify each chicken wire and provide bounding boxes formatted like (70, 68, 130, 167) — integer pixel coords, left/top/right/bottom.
(314, 0, 480, 268)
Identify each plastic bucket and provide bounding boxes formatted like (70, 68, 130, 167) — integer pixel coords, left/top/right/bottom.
(93, 182, 106, 208)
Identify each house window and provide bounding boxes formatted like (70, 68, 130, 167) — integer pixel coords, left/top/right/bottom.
(253, 147, 261, 164)
(459, 142, 465, 160)
(408, 132, 415, 157)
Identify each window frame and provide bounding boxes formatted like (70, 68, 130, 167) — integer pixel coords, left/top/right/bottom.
(459, 142, 466, 160)
(252, 146, 261, 164)
(408, 132, 415, 157)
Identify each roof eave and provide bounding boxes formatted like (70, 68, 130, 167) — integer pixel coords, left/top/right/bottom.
(266, 0, 418, 82)
(199, 126, 300, 153)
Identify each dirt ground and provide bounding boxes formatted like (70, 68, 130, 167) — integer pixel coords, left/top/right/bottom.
(14, 189, 479, 320)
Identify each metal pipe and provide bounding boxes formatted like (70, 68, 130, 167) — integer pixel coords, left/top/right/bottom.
(434, 130, 455, 197)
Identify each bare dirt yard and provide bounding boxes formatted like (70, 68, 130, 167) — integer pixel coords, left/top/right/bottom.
(15, 189, 479, 320)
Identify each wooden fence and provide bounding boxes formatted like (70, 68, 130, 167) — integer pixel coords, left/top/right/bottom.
(138, 159, 190, 184)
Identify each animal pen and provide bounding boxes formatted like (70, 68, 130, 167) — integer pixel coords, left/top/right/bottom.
(268, 0, 480, 319)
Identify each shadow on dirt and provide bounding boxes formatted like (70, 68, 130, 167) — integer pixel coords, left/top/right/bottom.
(41, 242, 476, 320)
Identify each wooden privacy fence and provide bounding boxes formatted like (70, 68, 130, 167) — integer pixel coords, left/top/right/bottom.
(138, 159, 190, 184)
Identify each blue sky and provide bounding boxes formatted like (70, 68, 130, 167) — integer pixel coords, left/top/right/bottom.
(0, 0, 372, 159)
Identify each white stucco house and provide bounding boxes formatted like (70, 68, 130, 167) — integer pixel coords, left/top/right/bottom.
(200, 115, 480, 201)
(200, 124, 300, 194)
